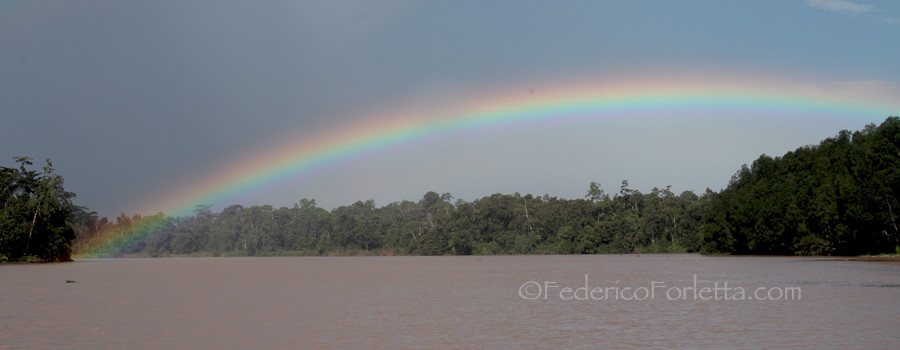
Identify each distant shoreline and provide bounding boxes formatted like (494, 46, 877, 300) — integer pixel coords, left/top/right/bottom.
(66, 252, 900, 261)
(808, 256, 900, 262)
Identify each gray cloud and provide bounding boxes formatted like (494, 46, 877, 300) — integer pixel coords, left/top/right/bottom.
(806, 0, 873, 13)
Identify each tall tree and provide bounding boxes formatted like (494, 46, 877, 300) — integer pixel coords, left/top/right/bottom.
(0, 157, 76, 262)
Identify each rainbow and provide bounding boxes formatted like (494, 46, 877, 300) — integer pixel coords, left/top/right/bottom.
(76, 76, 899, 257)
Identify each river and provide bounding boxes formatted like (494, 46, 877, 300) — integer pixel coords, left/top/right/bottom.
(2, 254, 899, 349)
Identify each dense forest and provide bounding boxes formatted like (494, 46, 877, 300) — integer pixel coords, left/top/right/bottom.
(0, 157, 76, 262)
(702, 116, 900, 255)
(73, 183, 710, 257)
(3, 117, 898, 261)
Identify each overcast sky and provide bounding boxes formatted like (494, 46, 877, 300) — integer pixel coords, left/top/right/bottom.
(2, 0, 899, 218)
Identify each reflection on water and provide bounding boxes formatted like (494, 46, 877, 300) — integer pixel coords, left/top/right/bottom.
(2, 255, 899, 349)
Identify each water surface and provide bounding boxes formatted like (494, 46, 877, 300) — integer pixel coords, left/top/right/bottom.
(2, 254, 899, 348)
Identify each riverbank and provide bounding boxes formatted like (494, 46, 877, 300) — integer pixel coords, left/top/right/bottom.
(68, 251, 900, 261)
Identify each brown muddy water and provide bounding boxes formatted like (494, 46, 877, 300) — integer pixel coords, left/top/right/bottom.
(2, 254, 899, 349)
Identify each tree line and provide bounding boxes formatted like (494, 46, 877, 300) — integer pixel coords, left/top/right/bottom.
(73, 184, 710, 257)
(701, 116, 900, 255)
(4, 117, 898, 261)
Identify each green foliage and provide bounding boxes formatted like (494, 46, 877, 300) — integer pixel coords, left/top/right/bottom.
(0, 157, 76, 262)
(701, 117, 900, 256)
(102, 181, 708, 257)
